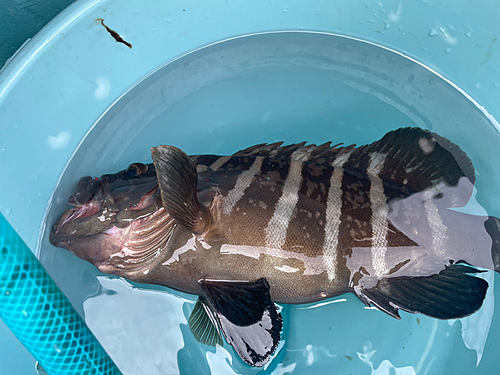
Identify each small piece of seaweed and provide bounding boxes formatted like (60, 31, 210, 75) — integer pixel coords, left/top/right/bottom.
(97, 18, 132, 49)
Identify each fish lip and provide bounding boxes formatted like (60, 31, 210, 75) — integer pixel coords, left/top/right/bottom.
(49, 219, 68, 247)
(67, 201, 102, 227)
(55, 207, 79, 232)
(50, 200, 104, 244)
(50, 208, 77, 246)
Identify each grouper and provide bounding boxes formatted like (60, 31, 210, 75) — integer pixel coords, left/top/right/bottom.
(50, 127, 500, 367)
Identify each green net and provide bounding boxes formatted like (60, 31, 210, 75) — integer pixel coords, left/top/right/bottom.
(0, 213, 121, 375)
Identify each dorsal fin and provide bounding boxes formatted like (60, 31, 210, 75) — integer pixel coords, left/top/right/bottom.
(232, 128, 474, 207)
(359, 127, 475, 186)
(233, 140, 352, 164)
(354, 127, 475, 207)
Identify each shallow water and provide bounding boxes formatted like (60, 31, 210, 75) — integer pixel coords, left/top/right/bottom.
(39, 32, 500, 374)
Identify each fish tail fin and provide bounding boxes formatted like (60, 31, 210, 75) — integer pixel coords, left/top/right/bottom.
(485, 216, 500, 273)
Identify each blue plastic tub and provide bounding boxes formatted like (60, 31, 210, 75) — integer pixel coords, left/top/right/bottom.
(1, 1, 500, 374)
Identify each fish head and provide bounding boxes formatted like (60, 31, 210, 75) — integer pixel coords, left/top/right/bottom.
(49, 162, 168, 274)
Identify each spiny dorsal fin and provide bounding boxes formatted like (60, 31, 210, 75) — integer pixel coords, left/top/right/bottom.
(234, 128, 475, 206)
(151, 145, 211, 235)
(233, 141, 351, 164)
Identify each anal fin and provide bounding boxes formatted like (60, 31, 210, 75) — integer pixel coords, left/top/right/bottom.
(199, 278, 283, 367)
(355, 263, 489, 320)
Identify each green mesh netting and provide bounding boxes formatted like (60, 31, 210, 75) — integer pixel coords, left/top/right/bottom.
(0, 213, 122, 375)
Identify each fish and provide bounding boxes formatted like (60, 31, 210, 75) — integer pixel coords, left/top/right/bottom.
(49, 127, 500, 367)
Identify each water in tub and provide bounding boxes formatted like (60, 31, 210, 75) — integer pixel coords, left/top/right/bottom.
(39, 32, 500, 375)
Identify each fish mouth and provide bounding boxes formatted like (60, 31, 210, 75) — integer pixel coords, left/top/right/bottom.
(49, 202, 106, 249)
(50, 163, 160, 249)
(50, 185, 160, 247)
(50, 174, 105, 240)
(55, 201, 102, 232)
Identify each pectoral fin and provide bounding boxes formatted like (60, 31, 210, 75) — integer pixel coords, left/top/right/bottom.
(355, 263, 488, 320)
(199, 278, 283, 367)
(151, 145, 212, 235)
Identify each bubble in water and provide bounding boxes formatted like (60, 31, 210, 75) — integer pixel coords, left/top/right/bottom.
(4, 207, 12, 215)
(428, 28, 438, 36)
(445, 47, 452, 53)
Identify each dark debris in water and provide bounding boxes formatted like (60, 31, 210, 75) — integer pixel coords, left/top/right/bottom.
(97, 18, 132, 49)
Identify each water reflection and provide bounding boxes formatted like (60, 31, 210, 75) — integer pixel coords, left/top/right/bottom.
(453, 270, 495, 366)
(270, 363, 296, 374)
(83, 277, 187, 375)
(79, 278, 496, 375)
(357, 342, 416, 375)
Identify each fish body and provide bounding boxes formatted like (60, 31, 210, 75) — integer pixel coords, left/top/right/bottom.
(50, 128, 500, 366)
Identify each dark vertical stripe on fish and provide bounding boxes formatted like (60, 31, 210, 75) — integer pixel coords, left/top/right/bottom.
(223, 157, 265, 215)
(225, 157, 290, 248)
(336, 149, 372, 285)
(282, 160, 332, 255)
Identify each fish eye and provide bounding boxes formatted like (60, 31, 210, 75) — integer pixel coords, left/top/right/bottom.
(126, 166, 139, 178)
(126, 163, 147, 178)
